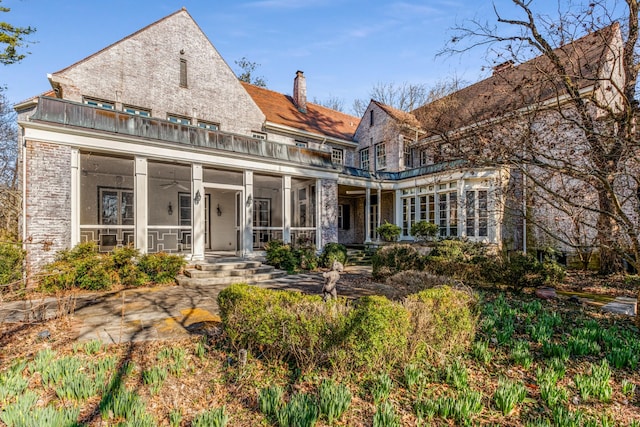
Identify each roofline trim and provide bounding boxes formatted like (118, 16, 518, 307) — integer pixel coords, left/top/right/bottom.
(264, 121, 358, 147)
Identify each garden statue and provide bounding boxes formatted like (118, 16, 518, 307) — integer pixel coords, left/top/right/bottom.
(322, 260, 344, 301)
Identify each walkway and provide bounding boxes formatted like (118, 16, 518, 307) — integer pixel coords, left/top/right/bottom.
(0, 266, 375, 344)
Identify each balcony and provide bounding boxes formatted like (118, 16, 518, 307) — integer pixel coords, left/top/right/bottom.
(30, 97, 334, 169)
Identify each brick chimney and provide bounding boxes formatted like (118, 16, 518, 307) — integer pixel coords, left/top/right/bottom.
(293, 70, 307, 113)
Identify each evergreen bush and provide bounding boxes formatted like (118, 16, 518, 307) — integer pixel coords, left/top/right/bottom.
(372, 244, 424, 280)
(319, 242, 347, 268)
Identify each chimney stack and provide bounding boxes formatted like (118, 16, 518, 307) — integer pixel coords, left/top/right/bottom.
(293, 70, 307, 113)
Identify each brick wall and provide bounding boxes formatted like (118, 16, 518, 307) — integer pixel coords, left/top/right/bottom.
(24, 141, 71, 282)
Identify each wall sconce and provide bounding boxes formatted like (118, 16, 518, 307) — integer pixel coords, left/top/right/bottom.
(246, 194, 252, 207)
(194, 189, 201, 205)
(168, 202, 173, 215)
(216, 204, 222, 217)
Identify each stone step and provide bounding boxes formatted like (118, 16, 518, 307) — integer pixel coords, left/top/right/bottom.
(176, 270, 287, 287)
(195, 261, 263, 271)
(185, 265, 274, 279)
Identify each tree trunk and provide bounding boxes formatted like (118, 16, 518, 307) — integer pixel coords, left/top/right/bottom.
(596, 187, 623, 275)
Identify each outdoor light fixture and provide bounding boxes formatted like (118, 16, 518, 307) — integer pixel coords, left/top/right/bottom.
(194, 190, 201, 205)
(168, 202, 173, 215)
(217, 204, 222, 217)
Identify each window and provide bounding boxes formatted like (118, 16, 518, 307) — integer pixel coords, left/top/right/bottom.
(295, 141, 308, 148)
(465, 190, 488, 237)
(180, 58, 188, 87)
(252, 131, 267, 140)
(123, 105, 151, 117)
(167, 115, 191, 125)
(369, 109, 374, 126)
(331, 148, 344, 165)
(198, 120, 219, 131)
(420, 150, 429, 166)
(375, 143, 386, 170)
(84, 97, 114, 110)
(419, 194, 436, 224)
(100, 188, 133, 225)
(404, 140, 412, 168)
(360, 148, 370, 170)
(338, 204, 350, 230)
(437, 191, 458, 237)
(402, 196, 416, 236)
(178, 193, 192, 227)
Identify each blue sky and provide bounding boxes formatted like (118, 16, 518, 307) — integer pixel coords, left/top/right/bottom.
(2, 0, 583, 115)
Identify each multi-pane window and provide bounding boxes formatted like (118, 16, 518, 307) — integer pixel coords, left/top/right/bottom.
(198, 121, 219, 131)
(180, 58, 188, 87)
(252, 131, 267, 140)
(84, 98, 114, 110)
(419, 193, 436, 224)
(331, 148, 344, 165)
(402, 196, 416, 236)
(360, 148, 370, 170)
(100, 188, 133, 225)
(404, 140, 412, 168)
(466, 190, 488, 237)
(123, 106, 151, 117)
(375, 143, 386, 170)
(420, 149, 429, 166)
(167, 115, 191, 125)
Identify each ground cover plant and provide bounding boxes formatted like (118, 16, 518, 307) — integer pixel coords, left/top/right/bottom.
(1, 282, 639, 425)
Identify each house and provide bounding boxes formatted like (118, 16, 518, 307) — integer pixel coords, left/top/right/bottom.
(18, 8, 621, 278)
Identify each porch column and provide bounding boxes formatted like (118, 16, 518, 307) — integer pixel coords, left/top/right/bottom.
(459, 178, 466, 238)
(70, 148, 80, 246)
(243, 170, 254, 257)
(394, 189, 402, 234)
(192, 164, 205, 260)
(377, 188, 382, 230)
(134, 157, 148, 253)
(365, 187, 371, 243)
(283, 175, 291, 244)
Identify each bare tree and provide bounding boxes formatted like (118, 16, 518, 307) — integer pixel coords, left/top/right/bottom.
(0, 87, 19, 236)
(234, 57, 267, 88)
(434, 0, 639, 321)
(312, 95, 345, 112)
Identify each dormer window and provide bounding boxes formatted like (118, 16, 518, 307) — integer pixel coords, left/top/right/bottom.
(84, 97, 114, 110)
(167, 114, 191, 125)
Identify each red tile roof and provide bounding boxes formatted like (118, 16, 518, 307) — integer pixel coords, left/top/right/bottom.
(241, 82, 360, 142)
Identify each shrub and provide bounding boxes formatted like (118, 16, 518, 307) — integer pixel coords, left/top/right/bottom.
(265, 240, 298, 272)
(110, 245, 146, 287)
(0, 237, 24, 286)
(137, 252, 185, 284)
(410, 220, 438, 242)
(376, 221, 401, 242)
(385, 270, 455, 293)
(40, 242, 112, 291)
(403, 286, 477, 364)
(424, 239, 491, 283)
(498, 252, 565, 290)
(319, 243, 347, 268)
(343, 296, 410, 370)
(372, 244, 424, 280)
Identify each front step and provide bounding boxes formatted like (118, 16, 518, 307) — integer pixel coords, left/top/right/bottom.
(177, 258, 287, 287)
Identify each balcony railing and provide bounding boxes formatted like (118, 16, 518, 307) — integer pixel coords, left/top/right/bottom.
(31, 97, 335, 168)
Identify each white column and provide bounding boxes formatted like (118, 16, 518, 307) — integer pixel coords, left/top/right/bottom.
(70, 149, 80, 246)
(283, 175, 291, 244)
(377, 188, 382, 230)
(364, 187, 371, 243)
(244, 170, 254, 257)
(134, 157, 148, 253)
(459, 179, 466, 238)
(394, 189, 403, 233)
(316, 178, 322, 248)
(192, 164, 205, 260)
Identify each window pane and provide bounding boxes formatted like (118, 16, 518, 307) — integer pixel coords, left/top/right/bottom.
(466, 190, 475, 237)
(449, 192, 458, 236)
(478, 190, 488, 237)
(121, 192, 134, 225)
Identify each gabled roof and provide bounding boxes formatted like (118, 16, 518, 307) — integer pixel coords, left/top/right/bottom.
(241, 82, 360, 142)
(52, 9, 194, 76)
(413, 23, 621, 135)
(371, 99, 422, 129)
